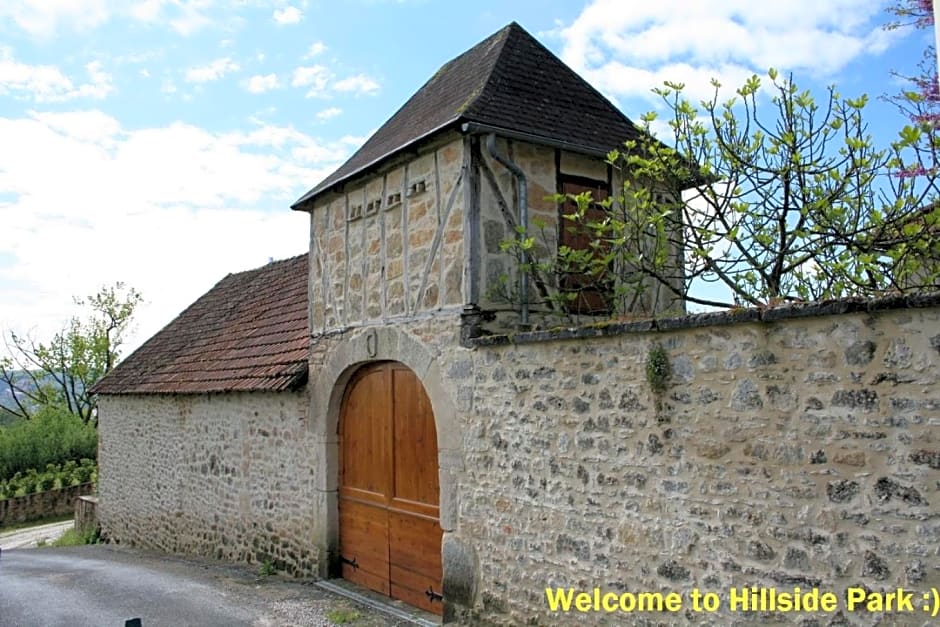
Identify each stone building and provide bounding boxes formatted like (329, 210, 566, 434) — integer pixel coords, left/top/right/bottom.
(91, 254, 316, 575)
(93, 22, 940, 626)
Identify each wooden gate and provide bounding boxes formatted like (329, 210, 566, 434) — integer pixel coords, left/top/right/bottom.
(338, 362, 443, 614)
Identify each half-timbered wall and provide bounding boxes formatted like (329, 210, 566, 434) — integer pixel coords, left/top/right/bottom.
(308, 133, 467, 334)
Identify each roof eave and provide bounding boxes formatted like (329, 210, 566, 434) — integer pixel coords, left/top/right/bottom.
(459, 121, 615, 159)
(291, 118, 636, 212)
(290, 117, 465, 211)
(92, 367, 308, 396)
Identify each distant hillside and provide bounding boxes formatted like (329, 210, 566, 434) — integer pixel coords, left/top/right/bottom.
(1, 374, 25, 408)
(0, 371, 41, 426)
(0, 370, 86, 426)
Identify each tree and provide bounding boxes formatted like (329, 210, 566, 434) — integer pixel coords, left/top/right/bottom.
(888, 0, 934, 26)
(622, 69, 938, 307)
(0, 283, 142, 425)
(884, 1, 938, 179)
(496, 69, 939, 320)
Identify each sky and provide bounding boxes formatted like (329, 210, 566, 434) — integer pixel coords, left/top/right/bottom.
(0, 0, 930, 358)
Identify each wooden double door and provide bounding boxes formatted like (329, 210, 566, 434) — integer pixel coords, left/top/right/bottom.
(338, 362, 443, 614)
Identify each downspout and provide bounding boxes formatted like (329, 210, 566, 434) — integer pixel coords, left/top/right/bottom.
(485, 133, 529, 326)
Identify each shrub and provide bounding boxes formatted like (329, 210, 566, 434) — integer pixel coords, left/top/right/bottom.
(73, 459, 95, 484)
(645, 344, 671, 393)
(0, 407, 97, 481)
(37, 473, 56, 492)
(0, 459, 97, 500)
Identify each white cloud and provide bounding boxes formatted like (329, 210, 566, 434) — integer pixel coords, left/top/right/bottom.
(244, 73, 280, 93)
(134, 0, 214, 36)
(0, 111, 352, 355)
(292, 64, 331, 96)
(332, 74, 379, 96)
(128, 0, 171, 23)
(273, 6, 302, 24)
(185, 57, 239, 83)
(292, 67, 380, 98)
(0, 49, 113, 102)
(559, 0, 896, 105)
(316, 107, 342, 121)
(0, 0, 214, 37)
(28, 109, 122, 144)
(78, 60, 113, 99)
(304, 41, 327, 58)
(0, 51, 73, 100)
(0, 0, 111, 37)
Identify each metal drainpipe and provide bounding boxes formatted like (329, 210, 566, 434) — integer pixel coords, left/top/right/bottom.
(485, 133, 529, 326)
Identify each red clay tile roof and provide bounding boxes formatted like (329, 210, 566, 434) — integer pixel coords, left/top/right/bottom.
(91, 254, 308, 395)
(292, 22, 643, 209)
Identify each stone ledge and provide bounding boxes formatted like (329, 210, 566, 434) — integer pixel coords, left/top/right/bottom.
(471, 291, 940, 347)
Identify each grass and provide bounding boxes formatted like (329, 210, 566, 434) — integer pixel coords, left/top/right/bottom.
(326, 607, 361, 624)
(51, 526, 100, 547)
(257, 558, 276, 577)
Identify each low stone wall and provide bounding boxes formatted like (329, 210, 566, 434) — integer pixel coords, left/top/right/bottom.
(455, 298, 940, 625)
(0, 483, 96, 527)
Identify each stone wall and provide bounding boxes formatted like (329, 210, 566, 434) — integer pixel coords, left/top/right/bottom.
(455, 299, 940, 625)
(97, 390, 319, 576)
(98, 298, 939, 625)
(0, 482, 95, 527)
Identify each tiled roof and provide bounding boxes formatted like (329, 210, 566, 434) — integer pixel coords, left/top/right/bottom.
(292, 22, 642, 208)
(91, 254, 309, 395)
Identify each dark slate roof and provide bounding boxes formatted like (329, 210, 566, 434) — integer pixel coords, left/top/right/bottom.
(91, 254, 309, 395)
(292, 21, 642, 208)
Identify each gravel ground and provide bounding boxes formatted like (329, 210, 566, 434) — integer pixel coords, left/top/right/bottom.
(0, 519, 72, 549)
(0, 544, 434, 626)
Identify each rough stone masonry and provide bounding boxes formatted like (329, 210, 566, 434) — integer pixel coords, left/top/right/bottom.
(98, 296, 940, 626)
(452, 298, 940, 625)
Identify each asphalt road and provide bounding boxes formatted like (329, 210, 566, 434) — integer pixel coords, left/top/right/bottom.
(0, 545, 422, 627)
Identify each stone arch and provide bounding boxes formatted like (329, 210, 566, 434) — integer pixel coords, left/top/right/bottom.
(310, 326, 461, 456)
(308, 326, 475, 618)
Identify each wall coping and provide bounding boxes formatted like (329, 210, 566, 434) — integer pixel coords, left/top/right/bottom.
(470, 292, 940, 347)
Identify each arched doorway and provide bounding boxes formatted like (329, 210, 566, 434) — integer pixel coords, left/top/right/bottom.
(338, 361, 443, 615)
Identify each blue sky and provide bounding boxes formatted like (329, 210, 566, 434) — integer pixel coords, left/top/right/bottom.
(0, 0, 929, 356)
